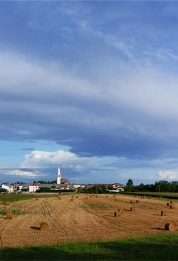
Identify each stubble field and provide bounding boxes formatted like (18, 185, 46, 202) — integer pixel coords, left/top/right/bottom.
(0, 194, 177, 247)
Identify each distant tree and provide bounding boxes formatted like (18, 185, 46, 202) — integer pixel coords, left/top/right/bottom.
(154, 180, 171, 192)
(126, 179, 133, 186)
(170, 181, 178, 192)
(125, 179, 134, 192)
(39, 187, 51, 192)
(135, 183, 144, 192)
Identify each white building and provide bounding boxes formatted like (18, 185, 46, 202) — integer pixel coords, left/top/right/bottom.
(29, 184, 39, 193)
(1, 183, 14, 193)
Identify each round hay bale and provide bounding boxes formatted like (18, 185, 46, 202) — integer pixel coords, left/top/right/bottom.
(6, 202, 10, 205)
(114, 211, 117, 217)
(118, 208, 123, 214)
(141, 197, 143, 199)
(136, 200, 140, 203)
(40, 222, 49, 231)
(70, 198, 74, 202)
(130, 206, 135, 211)
(115, 198, 118, 202)
(130, 200, 135, 204)
(165, 223, 175, 231)
(6, 213, 13, 219)
(35, 198, 38, 201)
(170, 204, 175, 209)
(161, 211, 166, 216)
(58, 196, 61, 200)
(170, 201, 173, 204)
(167, 203, 170, 207)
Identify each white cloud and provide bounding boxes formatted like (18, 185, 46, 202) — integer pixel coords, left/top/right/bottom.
(2, 169, 42, 178)
(158, 171, 178, 180)
(20, 150, 99, 172)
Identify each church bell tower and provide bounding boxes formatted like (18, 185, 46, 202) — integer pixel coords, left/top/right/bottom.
(56, 167, 61, 184)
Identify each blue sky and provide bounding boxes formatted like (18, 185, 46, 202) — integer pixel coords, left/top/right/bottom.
(1, 1, 178, 185)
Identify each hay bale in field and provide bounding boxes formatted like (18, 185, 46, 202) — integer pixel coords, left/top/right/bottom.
(6, 212, 13, 219)
(130, 200, 135, 204)
(170, 201, 173, 204)
(35, 198, 38, 201)
(130, 206, 135, 211)
(165, 222, 175, 231)
(170, 204, 175, 209)
(118, 208, 123, 214)
(5, 202, 10, 205)
(114, 211, 117, 217)
(141, 197, 143, 199)
(149, 196, 151, 199)
(167, 203, 170, 207)
(115, 198, 118, 202)
(57, 196, 61, 200)
(161, 211, 166, 216)
(70, 198, 74, 202)
(136, 200, 140, 203)
(40, 222, 50, 231)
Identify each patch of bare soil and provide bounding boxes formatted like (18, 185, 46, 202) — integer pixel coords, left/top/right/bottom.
(0, 194, 177, 247)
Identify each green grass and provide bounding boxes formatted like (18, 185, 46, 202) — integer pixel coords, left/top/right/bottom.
(0, 233, 178, 260)
(123, 192, 178, 200)
(0, 209, 29, 216)
(0, 193, 57, 204)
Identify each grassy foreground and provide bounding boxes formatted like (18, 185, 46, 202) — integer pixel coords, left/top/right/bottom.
(0, 233, 178, 260)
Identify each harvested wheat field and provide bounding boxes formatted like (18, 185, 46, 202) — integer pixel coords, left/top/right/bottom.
(0, 194, 178, 247)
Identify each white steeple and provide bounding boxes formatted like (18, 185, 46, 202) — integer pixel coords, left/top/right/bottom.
(56, 167, 61, 184)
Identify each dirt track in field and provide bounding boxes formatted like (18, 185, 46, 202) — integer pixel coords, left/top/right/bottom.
(0, 194, 178, 247)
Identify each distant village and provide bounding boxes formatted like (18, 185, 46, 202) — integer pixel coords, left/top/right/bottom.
(0, 167, 124, 193)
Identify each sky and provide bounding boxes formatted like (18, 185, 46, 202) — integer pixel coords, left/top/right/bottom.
(1, 1, 178, 185)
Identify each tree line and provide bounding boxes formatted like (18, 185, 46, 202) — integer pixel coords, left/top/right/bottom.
(125, 179, 178, 192)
